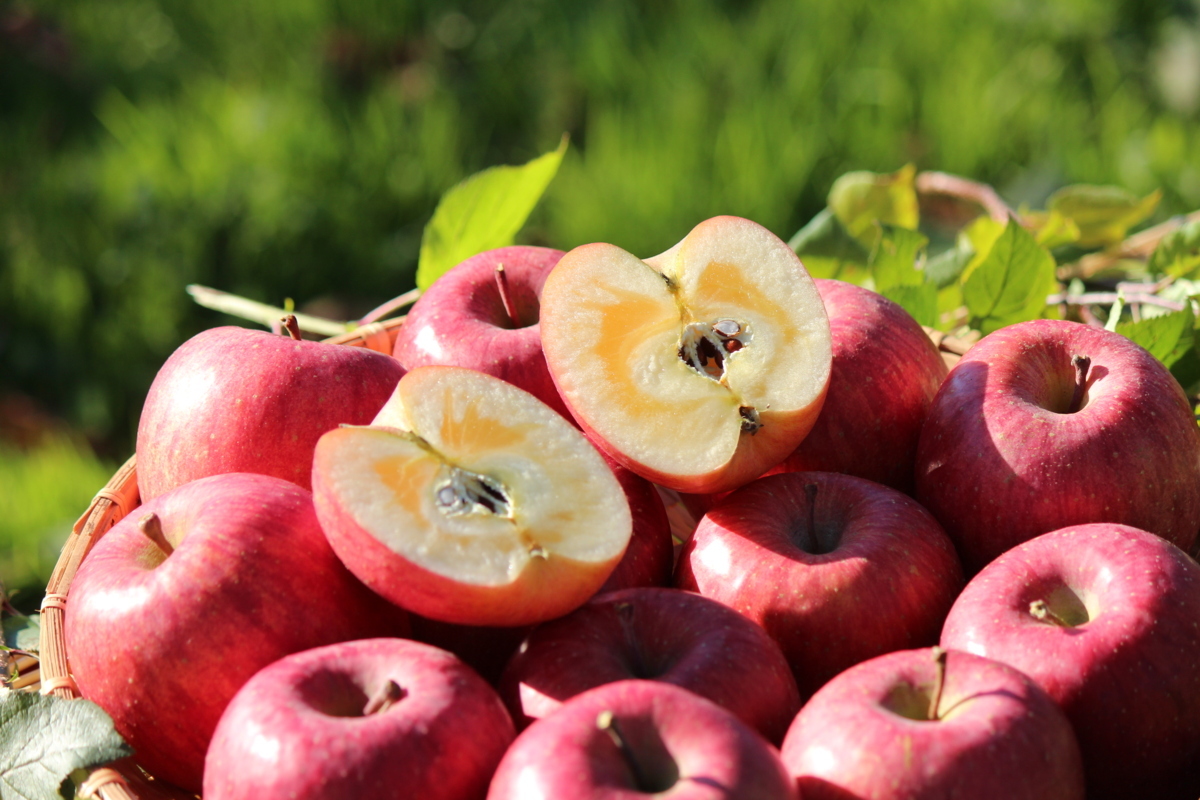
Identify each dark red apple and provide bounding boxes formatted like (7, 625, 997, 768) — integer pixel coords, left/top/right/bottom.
(64, 473, 409, 792)
(675, 471, 963, 696)
(486, 679, 798, 799)
(940, 523, 1200, 799)
(915, 318, 1200, 573)
(137, 324, 405, 500)
(392, 245, 571, 418)
(204, 638, 515, 800)
(498, 587, 800, 743)
(781, 647, 1085, 799)
(773, 278, 948, 493)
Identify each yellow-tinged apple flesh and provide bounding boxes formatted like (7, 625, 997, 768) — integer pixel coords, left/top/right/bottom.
(312, 366, 632, 627)
(540, 216, 832, 494)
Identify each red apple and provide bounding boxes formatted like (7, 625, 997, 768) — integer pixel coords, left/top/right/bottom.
(498, 587, 800, 743)
(915, 318, 1200, 573)
(392, 245, 572, 419)
(137, 324, 405, 501)
(781, 647, 1085, 799)
(675, 471, 963, 696)
(312, 365, 632, 627)
(64, 473, 409, 792)
(540, 215, 833, 494)
(773, 278, 948, 493)
(204, 638, 515, 800)
(486, 679, 798, 800)
(940, 523, 1200, 800)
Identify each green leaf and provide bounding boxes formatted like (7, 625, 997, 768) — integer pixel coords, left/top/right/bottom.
(0, 693, 132, 800)
(417, 136, 568, 291)
(1116, 304, 1196, 369)
(788, 208, 870, 265)
(2, 615, 39, 655)
(925, 245, 973, 289)
(1147, 220, 1200, 279)
(1021, 208, 1081, 249)
(827, 164, 919, 246)
(1046, 185, 1161, 249)
(882, 283, 939, 328)
(870, 224, 928, 291)
(962, 220, 1059, 334)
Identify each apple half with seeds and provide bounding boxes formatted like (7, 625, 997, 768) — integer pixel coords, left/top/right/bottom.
(540, 216, 833, 494)
(312, 365, 633, 627)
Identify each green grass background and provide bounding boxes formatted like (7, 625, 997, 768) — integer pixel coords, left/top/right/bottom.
(4, 0, 1200, 604)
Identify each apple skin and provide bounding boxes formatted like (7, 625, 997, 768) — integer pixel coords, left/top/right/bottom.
(773, 279, 948, 494)
(675, 471, 963, 697)
(781, 647, 1085, 800)
(914, 318, 1200, 573)
(203, 638, 515, 800)
(64, 473, 410, 792)
(940, 523, 1200, 800)
(486, 679, 798, 800)
(498, 587, 800, 744)
(392, 245, 571, 419)
(137, 325, 405, 501)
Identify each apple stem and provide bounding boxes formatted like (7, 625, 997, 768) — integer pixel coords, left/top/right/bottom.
(1029, 599, 1071, 627)
(597, 710, 651, 790)
(1068, 355, 1091, 413)
(363, 679, 405, 715)
(494, 264, 520, 327)
(928, 646, 947, 720)
(281, 314, 303, 341)
(137, 513, 174, 557)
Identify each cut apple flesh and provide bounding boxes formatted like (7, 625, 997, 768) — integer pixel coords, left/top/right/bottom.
(312, 365, 633, 626)
(540, 215, 832, 494)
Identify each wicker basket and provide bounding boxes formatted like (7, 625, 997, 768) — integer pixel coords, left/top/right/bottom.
(30, 319, 403, 800)
(27, 317, 973, 799)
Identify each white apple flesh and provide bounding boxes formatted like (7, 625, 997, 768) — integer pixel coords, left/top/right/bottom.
(540, 215, 832, 494)
(312, 365, 632, 627)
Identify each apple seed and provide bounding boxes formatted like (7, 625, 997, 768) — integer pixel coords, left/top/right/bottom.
(433, 466, 513, 519)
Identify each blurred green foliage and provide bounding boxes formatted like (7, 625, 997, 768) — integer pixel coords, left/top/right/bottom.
(4, 0, 1200, 595)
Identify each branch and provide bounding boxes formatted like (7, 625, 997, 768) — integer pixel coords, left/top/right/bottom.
(187, 285, 350, 337)
(1059, 210, 1200, 280)
(916, 171, 1017, 225)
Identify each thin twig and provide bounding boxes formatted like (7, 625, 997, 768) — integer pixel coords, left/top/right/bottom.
(1059, 210, 1200, 280)
(1047, 291, 1187, 312)
(916, 171, 1017, 223)
(187, 285, 351, 337)
(359, 288, 422, 325)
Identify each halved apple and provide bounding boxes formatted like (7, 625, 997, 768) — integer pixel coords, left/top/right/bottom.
(312, 365, 632, 627)
(540, 216, 833, 494)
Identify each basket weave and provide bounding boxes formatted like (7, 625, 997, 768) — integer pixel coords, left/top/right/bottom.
(29, 317, 971, 799)
(32, 319, 403, 800)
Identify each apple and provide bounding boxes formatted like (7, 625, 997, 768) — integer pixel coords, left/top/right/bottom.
(773, 278, 948, 493)
(781, 647, 1085, 799)
(675, 471, 963, 697)
(940, 523, 1200, 800)
(498, 587, 800, 743)
(64, 472, 410, 792)
(312, 365, 632, 627)
(539, 215, 833, 494)
(486, 679, 798, 800)
(203, 637, 515, 800)
(914, 318, 1200, 573)
(137, 321, 405, 501)
(392, 245, 573, 419)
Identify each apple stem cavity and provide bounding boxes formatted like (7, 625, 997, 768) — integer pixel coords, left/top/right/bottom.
(494, 264, 521, 328)
(597, 710, 656, 791)
(281, 314, 303, 341)
(1029, 599, 1072, 627)
(615, 601, 650, 678)
(928, 646, 947, 721)
(137, 512, 174, 557)
(363, 679, 406, 715)
(1068, 355, 1091, 413)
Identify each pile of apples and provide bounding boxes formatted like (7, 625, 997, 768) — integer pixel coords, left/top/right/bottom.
(62, 216, 1200, 800)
